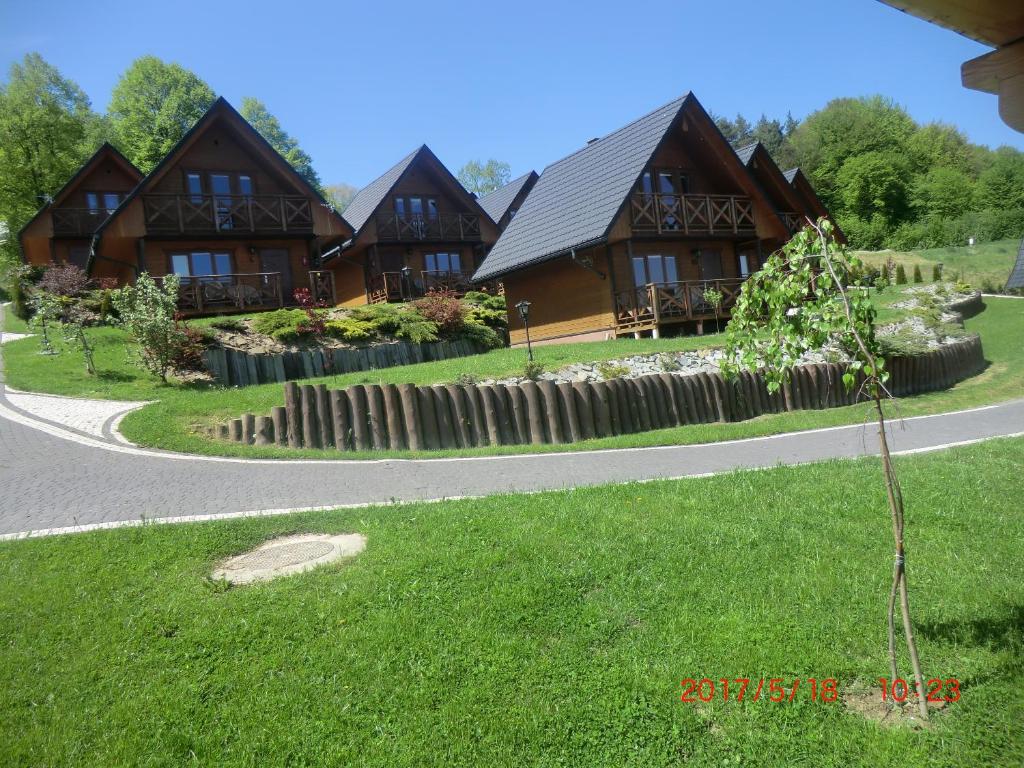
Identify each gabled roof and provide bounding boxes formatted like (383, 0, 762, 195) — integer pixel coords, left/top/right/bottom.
(18, 143, 142, 239)
(477, 171, 539, 224)
(339, 145, 497, 245)
(473, 95, 688, 282)
(473, 93, 784, 282)
(735, 142, 758, 165)
(341, 148, 420, 234)
(95, 97, 351, 241)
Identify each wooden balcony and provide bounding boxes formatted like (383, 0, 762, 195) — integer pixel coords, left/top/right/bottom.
(142, 194, 314, 236)
(782, 211, 806, 234)
(52, 208, 109, 236)
(375, 212, 481, 242)
(614, 277, 746, 334)
(630, 193, 756, 236)
(366, 270, 499, 304)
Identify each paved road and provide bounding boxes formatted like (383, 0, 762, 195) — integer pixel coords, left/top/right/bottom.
(2, 313, 1023, 538)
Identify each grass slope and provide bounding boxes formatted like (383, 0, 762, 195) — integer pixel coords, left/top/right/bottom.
(1, 438, 1022, 766)
(857, 238, 1020, 290)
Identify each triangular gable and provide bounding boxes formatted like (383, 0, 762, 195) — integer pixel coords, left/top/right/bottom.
(337, 144, 497, 250)
(477, 171, 539, 224)
(474, 92, 787, 282)
(97, 97, 351, 239)
(782, 167, 846, 243)
(737, 142, 807, 220)
(17, 143, 142, 239)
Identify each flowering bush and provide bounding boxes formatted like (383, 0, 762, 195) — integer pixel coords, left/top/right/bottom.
(293, 287, 328, 340)
(110, 273, 186, 382)
(413, 290, 465, 334)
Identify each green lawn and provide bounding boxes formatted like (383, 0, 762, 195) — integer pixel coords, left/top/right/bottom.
(4, 296, 1023, 459)
(858, 238, 1020, 291)
(2, 438, 1022, 766)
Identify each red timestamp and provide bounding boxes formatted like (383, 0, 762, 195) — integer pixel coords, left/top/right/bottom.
(680, 677, 839, 703)
(878, 677, 960, 703)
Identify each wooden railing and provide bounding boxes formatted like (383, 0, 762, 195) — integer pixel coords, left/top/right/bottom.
(173, 273, 284, 315)
(630, 193, 756, 235)
(52, 208, 109, 236)
(782, 211, 806, 234)
(614, 277, 746, 331)
(367, 270, 480, 303)
(375, 212, 481, 241)
(308, 270, 336, 306)
(142, 194, 314, 235)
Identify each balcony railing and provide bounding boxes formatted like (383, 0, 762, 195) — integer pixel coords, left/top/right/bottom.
(614, 277, 746, 332)
(782, 211, 807, 234)
(142, 194, 314, 235)
(367, 270, 498, 304)
(375, 212, 481, 242)
(52, 208, 110, 236)
(173, 273, 284, 314)
(308, 270, 336, 306)
(630, 193, 756, 235)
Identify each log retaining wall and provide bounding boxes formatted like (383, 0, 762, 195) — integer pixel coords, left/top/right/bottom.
(213, 335, 985, 451)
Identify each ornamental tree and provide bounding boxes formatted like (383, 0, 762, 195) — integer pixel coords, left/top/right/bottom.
(722, 218, 929, 721)
(110, 272, 184, 382)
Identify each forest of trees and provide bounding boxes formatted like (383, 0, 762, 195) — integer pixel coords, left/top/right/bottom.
(714, 95, 1024, 250)
(2, 53, 1023, 295)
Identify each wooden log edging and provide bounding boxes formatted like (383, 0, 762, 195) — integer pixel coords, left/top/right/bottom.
(947, 290, 984, 320)
(202, 338, 481, 388)
(214, 335, 984, 450)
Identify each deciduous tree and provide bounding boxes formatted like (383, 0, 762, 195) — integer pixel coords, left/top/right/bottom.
(108, 56, 216, 172)
(240, 97, 322, 192)
(458, 159, 511, 196)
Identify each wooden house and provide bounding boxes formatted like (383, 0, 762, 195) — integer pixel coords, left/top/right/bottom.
(473, 93, 830, 345)
(782, 167, 840, 237)
(19, 144, 142, 270)
(323, 145, 500, 306)
(21, 98, 352, 315)
(477, 171, 539, 232)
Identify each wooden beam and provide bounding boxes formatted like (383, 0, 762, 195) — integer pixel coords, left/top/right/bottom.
(962, 39, 1024, 132)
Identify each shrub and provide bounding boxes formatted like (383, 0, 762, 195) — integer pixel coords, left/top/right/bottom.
(466, 304, 507, 331)
(880, 262, 891, 284)
(171, 320, 209, 371)
(659, 354, 681, 372)
(38, 264, 90, 297)
(394, 317, 439, 344)
(349, 303, 440, 343)
(895, 264, 907, 285)
(110, 273, 184, 382)
(293, 287, 328, 340)
(523, 360, 545, 380)
(912, 265, 923, 283)
(454, 372, 479, 386)
(325, 318, 376, 343)
(932, 263, 943, 282)
(210, 317, 246, 333)
(251, 309, 308, 342)
(463, 291, 507, 312)
(459, 319, 501, 349)
(597, 362, 631, 380)
(413, 290, 465, 335)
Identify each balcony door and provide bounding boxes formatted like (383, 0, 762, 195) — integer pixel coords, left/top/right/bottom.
(698, 249, 724, 280)
(632, 254, 678, 287)
(259, 249, 294, 302)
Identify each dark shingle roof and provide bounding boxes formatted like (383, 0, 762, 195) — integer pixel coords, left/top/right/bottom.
(1007, 238, 1024, 290)
(736, 142, 758, 165)
(342, 147, 421, 234)
(783, 167, 799, 183)
(477, 171, 537, 224)
(473, 94, 689, 282)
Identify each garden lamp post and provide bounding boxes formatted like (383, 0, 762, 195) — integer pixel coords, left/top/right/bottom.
(515, 299, 534, 361)
(400, 265, 412, 301)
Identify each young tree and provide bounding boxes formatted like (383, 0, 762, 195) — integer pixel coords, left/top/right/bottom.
(110, 272, 185, 382)
(240, 97, 322, 191)
(0, 54, 104, 272)
(457, 159, 511, 196)
(108, 57, 216, 172)
(723, 220, 929, 721)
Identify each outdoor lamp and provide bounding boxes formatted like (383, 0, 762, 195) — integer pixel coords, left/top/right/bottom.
(515, 300, 534, 361)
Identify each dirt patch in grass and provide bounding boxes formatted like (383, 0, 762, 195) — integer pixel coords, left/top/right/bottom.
(842, 686, 946, 729)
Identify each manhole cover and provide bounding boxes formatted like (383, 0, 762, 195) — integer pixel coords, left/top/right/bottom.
(212, 533, 366, 585)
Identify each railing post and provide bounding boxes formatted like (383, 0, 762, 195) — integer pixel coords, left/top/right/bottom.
(280, 197, 288, 233)
(276, 274, 283, 307)
(176, 197, 184, 234)
(649, 283, 660, 326)
(459, 214, 464, 240)
(247, 196, 254, 232)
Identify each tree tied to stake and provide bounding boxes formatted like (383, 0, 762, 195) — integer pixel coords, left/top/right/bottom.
(722, 217, 929, 721)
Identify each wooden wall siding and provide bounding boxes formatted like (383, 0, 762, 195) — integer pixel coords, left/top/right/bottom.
(60, 159, 140, 209)
(332, 259, 368, 307)
(503, 248, 616, 345)
(214, 335, 985, 450)
(202, 338, 481, 387)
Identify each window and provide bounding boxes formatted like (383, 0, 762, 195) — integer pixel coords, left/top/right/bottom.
(425, 252, 461, 273)
(171, 251, 233, 281)
(637, 169, 689, 196)
(186, 173, 203, 203)
(394, 196, 437, 219)
(85, 192, 120, 214)
(738, 253, 750, 278)
(632, 254, 678, 287)
(238, 175, 253, 197)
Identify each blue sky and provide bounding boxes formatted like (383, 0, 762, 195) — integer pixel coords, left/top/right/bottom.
(2, 0, 1021, 188)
